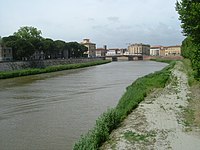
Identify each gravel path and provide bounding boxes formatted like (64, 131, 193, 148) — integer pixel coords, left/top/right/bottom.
(101, 61, 200, 150)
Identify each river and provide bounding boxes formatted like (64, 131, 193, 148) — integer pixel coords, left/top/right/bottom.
(0, 61, 167, 150)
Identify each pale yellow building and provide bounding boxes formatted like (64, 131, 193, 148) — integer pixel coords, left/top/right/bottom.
(164, 45, 181, 56)
(128, 43, 150, 55)
(81, 39, 96, 58)
(160, 45, 181, 56)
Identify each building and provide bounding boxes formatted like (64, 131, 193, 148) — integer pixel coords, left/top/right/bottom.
(106, 49, 116, 56)
(80, 39, 96, 58)
(164, 45, 181, 56)
(95, 48, 107, 57)
(0, 45, 13, 61)
(150, 46, 163, 56)
(160, 45, 181, 56)
(128, 43, 150, 55)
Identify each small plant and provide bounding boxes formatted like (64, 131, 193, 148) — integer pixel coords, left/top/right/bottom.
(124, 131, 148, 142)
(124, 130, 156, 143)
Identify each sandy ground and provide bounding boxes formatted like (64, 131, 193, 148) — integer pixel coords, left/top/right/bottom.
(101, 61, 200, 150)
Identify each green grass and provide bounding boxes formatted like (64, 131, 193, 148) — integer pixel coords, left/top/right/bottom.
(73, 61, 176, 150)
(181, 59, 200, 129)
(124, 130, 156, 143)
(0, 60, 111, 79)
(150, 58, 175, 64)
(182, 59, 196, 86)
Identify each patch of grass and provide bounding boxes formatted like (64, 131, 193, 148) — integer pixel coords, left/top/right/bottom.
(184, 85, 200, 128)
(0, 60, 111, 79)
(73, 61, 175, 150)
(124, 130, 156, 143)
(183, 108, 195, 126)
(170, 76, 178, 87)
(150, 58, 175, 64)
(182, 59, 196, 86)
(181, 59, 200, 129)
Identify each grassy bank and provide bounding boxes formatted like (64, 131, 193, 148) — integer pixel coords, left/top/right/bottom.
(73, 61, 176, 150)
(0, 60, 111, 79)
(182, 59, 200, 129)
(150, 58, 174, 64)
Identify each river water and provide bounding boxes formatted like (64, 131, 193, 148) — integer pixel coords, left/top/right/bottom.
(0, 61, 167, 150)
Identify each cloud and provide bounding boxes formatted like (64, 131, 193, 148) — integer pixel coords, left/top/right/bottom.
(87, 18, 95, 21)
(107, 17, 120, 22)
(0, 0, 184, 48)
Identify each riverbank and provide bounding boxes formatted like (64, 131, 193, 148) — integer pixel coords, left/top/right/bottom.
(73, 61, 175, 149)
(0, 58, 106, 72)
(100, 60, 200, 150)
(0, 60, 111, 79)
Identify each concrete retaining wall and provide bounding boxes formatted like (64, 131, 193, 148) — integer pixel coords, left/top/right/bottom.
(0, 58, 104, 72)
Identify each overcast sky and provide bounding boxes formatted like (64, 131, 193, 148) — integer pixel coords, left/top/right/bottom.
(0, 0, 184, 48)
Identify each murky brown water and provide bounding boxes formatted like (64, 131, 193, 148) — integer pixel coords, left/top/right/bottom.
(0, 61, 167, 150)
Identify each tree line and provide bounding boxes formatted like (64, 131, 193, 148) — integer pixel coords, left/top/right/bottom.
(176, 0, 200, 78)
(1, 26, 88, 60)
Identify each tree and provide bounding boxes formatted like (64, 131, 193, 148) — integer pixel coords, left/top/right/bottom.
(12, 26, 43, 60)
(42, 38, 55, 59)
(176, 0, 200, 77)
(15, 39, 35, 60)
(54, 40, 66, 58)
(181, 36, 196, 59)
(2, 36, 19, 59)
(67, 42, 88, 58)
(14, 26, 42, 40)
(0, 36, 2, 45)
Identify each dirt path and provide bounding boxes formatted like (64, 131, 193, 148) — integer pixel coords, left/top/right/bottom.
(101, 61, 200, 150)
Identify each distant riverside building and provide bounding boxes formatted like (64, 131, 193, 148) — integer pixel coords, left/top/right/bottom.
(150, 46, 163, 56)
(106, 49, 116, 56)
(128, 43, 150, 55)
(81, 39, 96, 58)
(95, 48, 107, 57)
(160, 45, 181, 56)
(0, 45, 13, 61)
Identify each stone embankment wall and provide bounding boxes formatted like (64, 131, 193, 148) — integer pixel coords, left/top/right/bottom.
(0, 58, 104, 72)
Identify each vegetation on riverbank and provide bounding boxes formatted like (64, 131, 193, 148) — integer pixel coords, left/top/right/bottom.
(182, 59, 200, 129)
(150, 58, 175, 64)
(0, 60, 111, 79)
(73, 61, 175, 150)
(176, 0, 200, 78)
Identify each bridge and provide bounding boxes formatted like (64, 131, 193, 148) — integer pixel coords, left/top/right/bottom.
(105, 54, 143, 61)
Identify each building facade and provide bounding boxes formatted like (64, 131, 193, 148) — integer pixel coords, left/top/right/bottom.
(164, 46, 181, 56)
(95, 48, 107, 57)
(160, 45, 181, 56)
(106, 49, 116, 56)
(81, 39, 96, 58)
(0, 45, 13, 61)
(128, 43, 150, 55)
(150, 46, 163, 56)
